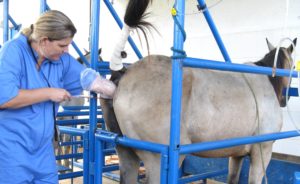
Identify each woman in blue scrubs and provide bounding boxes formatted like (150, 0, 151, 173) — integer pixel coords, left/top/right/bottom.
(0, 10, 114, 183)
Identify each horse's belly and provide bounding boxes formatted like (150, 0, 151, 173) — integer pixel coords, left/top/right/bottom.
(192, 144, 251, 158)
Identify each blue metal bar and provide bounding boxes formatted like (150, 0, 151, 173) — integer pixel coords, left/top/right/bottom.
(57, 111, 102, 117)
(58, 171, 83, 180)
(197, 0, 231, 62)
(59, 126, 88, 136)
(178, 169, 228, 184)
(95, 134, 104, 184)
(40, 0, 47, 13)
(284, 87, 299, 96)
(8, 15, 21, 40)
(160, 150, 169, 184)
(56, 153, 82, 160)
(169, 0, 186, 183)
(59, 140, 83, 147)
(95, 130, 168, 153)
(57, 111, 102, 116)
(3, 0, 8, 43)
(71, 41, 91, 67)
(8, 15, 18, 29)
(97, 61, 131, 70)
(102, 164, 119, 173)
(62, 106, 101, 110)
(184, 57, 298, 78)
(103, 172, 120, 182)
(89, 1, 101, 183)
(83, 131, 89, 184)
(117, 136, 167, 153)
(180, 130, 300, 154)
(45, 4, 50, 11)
(103, 148, 116, 155)
(103, 0, 143, 59)
(56, 119, 104, 126)
(294, 172, 300, 184)
(97, 61, 109, 69)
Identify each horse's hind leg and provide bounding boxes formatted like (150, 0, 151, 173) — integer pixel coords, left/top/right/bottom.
(227, 156, 244, 184)
(99, 97, 139, 183)
(138, 152, 185, 184)
(137, 152, 162, 184)
(248, 143, 273, 184)
(116, 146, 140, 184)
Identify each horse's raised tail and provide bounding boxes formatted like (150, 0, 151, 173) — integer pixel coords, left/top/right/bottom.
(124, 0, 152, 29)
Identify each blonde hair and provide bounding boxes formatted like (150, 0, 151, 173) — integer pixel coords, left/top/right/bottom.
(22, 10, 77, 42)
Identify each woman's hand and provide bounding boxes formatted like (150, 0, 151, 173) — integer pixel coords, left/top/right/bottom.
(48, 88, 71, 102)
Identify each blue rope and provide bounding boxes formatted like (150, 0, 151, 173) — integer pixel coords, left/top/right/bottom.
(172, 14, 186, 42)
(171, 7, 186, 59)
(171, 47, 186, 59)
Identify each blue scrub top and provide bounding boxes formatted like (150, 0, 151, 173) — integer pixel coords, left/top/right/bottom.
(0, 34, 85, 154)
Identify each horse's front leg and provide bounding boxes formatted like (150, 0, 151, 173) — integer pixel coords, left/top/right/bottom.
(248, 143, 273, 184)
(227, 156, 244, 184)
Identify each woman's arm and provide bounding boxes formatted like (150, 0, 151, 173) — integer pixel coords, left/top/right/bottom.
(0, 88, 71, 109)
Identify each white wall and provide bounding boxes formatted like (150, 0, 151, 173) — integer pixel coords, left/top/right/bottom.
(1, 0, 300, 156)
(0, 0, 91, 54)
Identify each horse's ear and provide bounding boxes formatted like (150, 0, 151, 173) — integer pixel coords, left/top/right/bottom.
(266, 38, 275, 51)
(98, 48, 102, 54)
(83, 48, 88, 54)
(288, 38, 297, 53)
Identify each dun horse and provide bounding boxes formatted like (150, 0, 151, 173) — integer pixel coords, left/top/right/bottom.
(101, 0, 297, 183)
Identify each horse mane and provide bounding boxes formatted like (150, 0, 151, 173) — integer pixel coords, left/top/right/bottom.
(254, 48, 284, 68)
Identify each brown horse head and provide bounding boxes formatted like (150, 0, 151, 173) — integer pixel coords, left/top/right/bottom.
(255, 38, 297, 107)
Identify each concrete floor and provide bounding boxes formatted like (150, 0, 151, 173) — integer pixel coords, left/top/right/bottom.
(59, 176, 118, 184)
(59, 177, 224, 184)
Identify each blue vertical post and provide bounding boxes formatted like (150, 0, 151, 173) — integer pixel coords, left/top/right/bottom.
(94, 138, 103, 184)
(160, 149, 169, 184)
(3, 0, 9, 43)
(89, 0, 101, 183)
(40, 0, 47, 13)
(197, 0, 231, 63)
(83, 131, 90, 184)
(168, 0, 185, 183)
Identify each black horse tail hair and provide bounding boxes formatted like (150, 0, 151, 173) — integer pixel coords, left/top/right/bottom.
(124, 0, 152, 29)
(124, 0, 157, 57)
